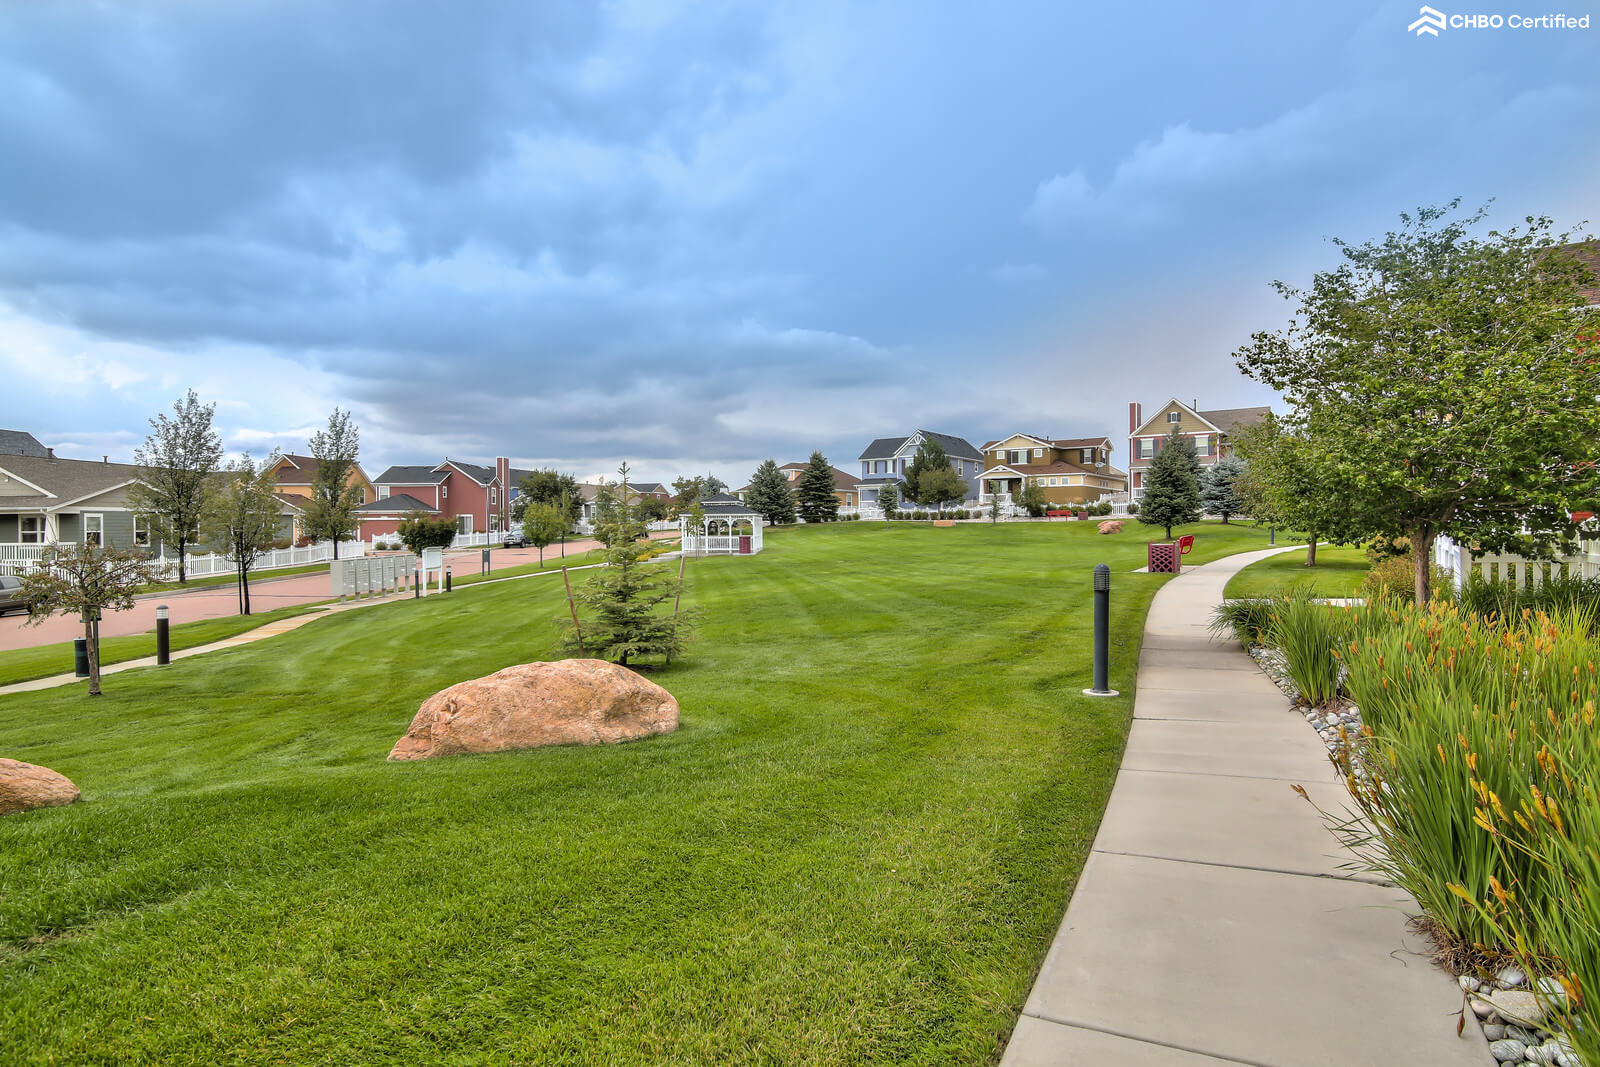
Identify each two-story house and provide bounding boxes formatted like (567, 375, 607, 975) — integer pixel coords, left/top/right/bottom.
(856, 430, 985, 506)
(1126, 400, 1271, 500)
(977, 434, 1129, 509)
(264, 453, 375, 542)
(359, 458, 513, 541)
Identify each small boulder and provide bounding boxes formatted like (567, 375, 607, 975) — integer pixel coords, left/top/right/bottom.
(1474, 989, 1547, 1028)
(389, 659, 679, 760)
(0, 758, 81, 815)
(1097, 520, 1124, 535)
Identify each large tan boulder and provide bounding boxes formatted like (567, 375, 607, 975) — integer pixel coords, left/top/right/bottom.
(1097, 520, 1124, 534)
(0, 759, 81, 815)
(389, 659, 679, 760)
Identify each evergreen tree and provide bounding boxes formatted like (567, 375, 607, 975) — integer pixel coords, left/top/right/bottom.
(795, 451, 840, 524)
(745, 459, 796, 525)
(303, 407, 361, 558)
(127, 389, 223, 583)
(876, 480, 898, 524)
(1199, 455, 1248, 524)
(903, 438, 949, 505)
(564, 462, 692, 666)
(1138, 427, 1202, 539)
(917, 464, 967, 514)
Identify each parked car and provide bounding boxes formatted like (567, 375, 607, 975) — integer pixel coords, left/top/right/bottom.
(0, 574, 31, 616)
(501, 531, 528, 548)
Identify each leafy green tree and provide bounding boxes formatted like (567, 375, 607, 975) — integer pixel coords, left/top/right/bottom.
(1233, 417, 1361, 566)
(903, 438, 949, 505)
(917, 464, 967, 514)
(636, 495, 670, 523)
(1236, 202, 1600, 602)
(1137, 428, 1202, 538)
(1199, 455, 1248, 524)
(795, 451, 840, 524)
(302, 407, 362, 559)
(1017, 477, 1049, 518)
(204, 453, 285, 616)
(670, 473, 729, 512)
(18, 544, 154, 696)
(127, 389, 223, 584)
(876, 480, 898, 524)
(514, 469, 581, 524)
(396, 511, 458, 555)
(745, 459, 796, 525)
(564, 463, 692, 666)
(521, 500, 568, 569)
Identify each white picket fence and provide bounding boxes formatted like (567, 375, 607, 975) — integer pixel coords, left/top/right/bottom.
(1434, 533, 1600, 592)
(0, 538, 364, 578)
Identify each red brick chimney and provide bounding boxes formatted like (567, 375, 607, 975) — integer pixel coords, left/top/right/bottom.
(1129, 402, 1142, 433)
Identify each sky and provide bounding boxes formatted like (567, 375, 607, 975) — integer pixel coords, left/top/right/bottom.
(1, 0, 1596, 486)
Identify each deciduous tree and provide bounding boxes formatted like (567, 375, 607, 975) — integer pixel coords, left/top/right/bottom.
(917, 464, 967, 514)
(18, 545, 154, 695)
(396, 512, 458, 555)
(521, 500, 568, 569)
(1236, 202, 1600, 601)
(514, 469, 581, 524)
(204, 454, 285, 616)
(302, 408, 362, 559)
(127, 389, 223, 583)
(903, 438, 949, 505)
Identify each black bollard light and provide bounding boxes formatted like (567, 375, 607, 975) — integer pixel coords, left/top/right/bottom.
(414, 565, 421, 598)
(73, 637, 90, 678)
(445, 566, 452, 593)
(156, 605, 170, 666)
(482, 548, 489, 576)
(1270, 525, 1276, 545)
(1083, 563, 1119, 697)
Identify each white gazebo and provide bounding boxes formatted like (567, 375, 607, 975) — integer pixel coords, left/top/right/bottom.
(680, 494, 764, 556)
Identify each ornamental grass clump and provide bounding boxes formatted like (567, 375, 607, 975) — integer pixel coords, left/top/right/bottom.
(1327, 598, 1600, 1056)
(1264, 596, 1351, 708)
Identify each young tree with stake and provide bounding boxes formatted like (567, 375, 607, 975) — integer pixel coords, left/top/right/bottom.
(205, 454, 286, 616)
(19, 545, 154, 696)
(303, 408, 362, 559)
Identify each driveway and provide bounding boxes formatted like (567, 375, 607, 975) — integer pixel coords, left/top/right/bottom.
(0, 535, 644, 652)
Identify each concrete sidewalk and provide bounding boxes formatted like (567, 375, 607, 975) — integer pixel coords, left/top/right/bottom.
(1003, 546, 1490, 1066)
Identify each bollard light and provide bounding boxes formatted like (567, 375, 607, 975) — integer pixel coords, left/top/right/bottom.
(1084, 563, 1118, 697)
(156, 604, 171, 666)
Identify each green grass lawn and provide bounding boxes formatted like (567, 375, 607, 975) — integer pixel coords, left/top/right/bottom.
(1222, 543, 1370, 599)
(0, 603, 331, 688)
(0, 520, 1277, 1065)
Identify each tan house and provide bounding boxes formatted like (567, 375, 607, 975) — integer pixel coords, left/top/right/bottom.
(977, 434, 1129, 509)
(267, 454, 375, 506)
(1126, 400, 1271, 500)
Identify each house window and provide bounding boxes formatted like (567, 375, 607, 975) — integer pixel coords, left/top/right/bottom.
(441, 485, 449, 499)
(875, 461, 886, 475)
(133, 516, 150, 546)
(1033, 447, 1043, 458)
(994, 450, 1004, 460)
(357, 488, 367, 505)
(862, 462, 870, 478)
(1167, 411, 1181, 423)
(1196, 436, 1213, 457)
(378, 486, 390, 499)
(1080, 448, 1093, 464)
(20, 517, 42, 544)
(1138, 439, 1155, 459)
(83, 514, 103, 547)
(491, 487, 498, 505)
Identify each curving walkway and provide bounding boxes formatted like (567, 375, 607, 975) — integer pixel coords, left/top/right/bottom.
(1003, 546, 1491, 1066)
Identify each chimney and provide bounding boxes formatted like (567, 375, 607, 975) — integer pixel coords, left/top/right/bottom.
(1128, 402, 1142, 434)
(102, 455, 108, 464)
(46, 447, 54, 459)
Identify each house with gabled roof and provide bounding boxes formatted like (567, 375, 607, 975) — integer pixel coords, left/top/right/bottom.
(856, 430, 985, 506)
(367, 457, 512, 541)
(736, 463, 861, 509)
(265, 453, 375, 508)
(0, 430, 51, 459)
(1126, 399, 1271, 500)
(976, 434, 1129, 509)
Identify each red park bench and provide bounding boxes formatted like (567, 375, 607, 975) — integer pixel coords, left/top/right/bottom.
(1046, 510, 1072, 520)
(1177, 534, 1195, 555)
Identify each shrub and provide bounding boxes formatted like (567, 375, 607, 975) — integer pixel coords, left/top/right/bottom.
(1455, 569, 1600, 625)
(1127, 502, 1138, 515)
(1363, 534, 1411, 562)
(1359, 555, 1452, 603)
(1209, 597, 1279, 648)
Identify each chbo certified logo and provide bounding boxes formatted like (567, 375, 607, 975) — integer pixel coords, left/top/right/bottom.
(1409, 4, 1446, 33)
(1406, 4, 1591, 34)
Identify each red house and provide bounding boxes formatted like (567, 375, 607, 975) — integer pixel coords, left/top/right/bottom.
(357, 458, 515, 541)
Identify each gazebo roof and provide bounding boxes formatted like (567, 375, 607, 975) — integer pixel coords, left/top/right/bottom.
(698, 493, 757, 515)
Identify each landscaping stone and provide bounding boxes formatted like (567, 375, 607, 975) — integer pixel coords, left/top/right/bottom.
(1095, 520, 1123, 534)
(1488, 1038, 1527, 1062)
(1482, 1024, 1506, 1041)
(0, 758, 80, 815)
(1498, 967, 1526, 988)
(1480, 990, 1547, 1028)
(389, 659, 679, 760)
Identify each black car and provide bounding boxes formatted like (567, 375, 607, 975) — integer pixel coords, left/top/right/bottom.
(0, 574, 30, 616)
(501, 532, 528, 548)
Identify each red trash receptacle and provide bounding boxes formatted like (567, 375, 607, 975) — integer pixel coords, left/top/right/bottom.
(739, 535, 752, 554)
(1148, 542, 1181, 574)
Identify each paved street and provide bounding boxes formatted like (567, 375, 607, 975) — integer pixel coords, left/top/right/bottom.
(0, 536, 631, 652)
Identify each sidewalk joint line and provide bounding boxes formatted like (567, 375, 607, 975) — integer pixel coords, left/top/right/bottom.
(1089, 847, 1391, 886)
(1016, 1013, 1276, 1066)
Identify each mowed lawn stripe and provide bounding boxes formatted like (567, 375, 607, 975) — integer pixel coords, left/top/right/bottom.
(0, 520, 1279, 1065)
